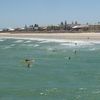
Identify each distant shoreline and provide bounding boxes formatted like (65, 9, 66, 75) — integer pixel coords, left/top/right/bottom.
(0, 32, 100, 41)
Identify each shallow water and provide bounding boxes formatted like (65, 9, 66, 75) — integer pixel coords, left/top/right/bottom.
(0, 37, 100, 100)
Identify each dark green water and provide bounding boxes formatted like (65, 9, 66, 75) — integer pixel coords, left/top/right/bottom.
(0, 37, 100, 100)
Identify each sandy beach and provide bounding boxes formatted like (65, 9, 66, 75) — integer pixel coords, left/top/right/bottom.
(0, 32, 100, 41)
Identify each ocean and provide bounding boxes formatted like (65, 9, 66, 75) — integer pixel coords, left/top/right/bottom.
(0, 37, 100, 100)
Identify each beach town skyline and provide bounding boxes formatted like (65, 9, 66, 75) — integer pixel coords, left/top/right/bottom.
(0, 20, 100, 33)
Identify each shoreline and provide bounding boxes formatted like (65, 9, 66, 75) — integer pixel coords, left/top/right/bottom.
(0, 32, 100, 41)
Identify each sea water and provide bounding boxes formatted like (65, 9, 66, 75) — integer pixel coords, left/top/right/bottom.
(0, 37, 100, 100)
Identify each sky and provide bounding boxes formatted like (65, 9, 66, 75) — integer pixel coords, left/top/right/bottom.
(0, 0, 100, 28)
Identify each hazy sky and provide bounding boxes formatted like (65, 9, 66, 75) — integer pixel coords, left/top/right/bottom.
(0, 0, 100, 28)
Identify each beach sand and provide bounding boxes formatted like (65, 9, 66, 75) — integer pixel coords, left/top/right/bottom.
(0, 32, 100, 41)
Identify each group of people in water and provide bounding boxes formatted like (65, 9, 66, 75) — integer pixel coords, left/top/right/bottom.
(24, 49, 77, 68)
(23, 42, 78, 68)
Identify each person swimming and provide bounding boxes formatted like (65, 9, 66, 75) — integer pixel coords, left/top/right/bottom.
(75, 43, 77, 46)
(25, 59, 32, 62)
(24, 59, 33, 68)
(68, 57, 71, 60)
(74, 50, 77, 54)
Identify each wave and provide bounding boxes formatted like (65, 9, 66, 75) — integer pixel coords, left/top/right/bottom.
(1, 37, 100, 46)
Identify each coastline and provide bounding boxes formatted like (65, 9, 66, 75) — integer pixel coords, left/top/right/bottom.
(0, 32, 100, 41)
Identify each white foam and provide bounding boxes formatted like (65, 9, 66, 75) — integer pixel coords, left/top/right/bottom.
(79, 88, 87, 90)
(39, 40, 55, 43)
(14, 40, 24, 43)
(48, 47, 54, 51)
(61, 43, 76, 47)
(10, 44, 16, 46)
(24, 40, 32, 43)
(47, 47, 57, 52)
(92, 90, 100, 94)
(40, 93, 44, 95)
(0, 39, 4, 42)
(89, 48, 96, 51)
(34, 44, 39, 47)
(39, 40, 47, 43)
(60, 41, 95, 48)
(3, 46, 12, 49)
(2, 44, 16, 49)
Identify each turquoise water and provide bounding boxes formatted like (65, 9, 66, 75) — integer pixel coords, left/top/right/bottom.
(0, 37, 100, 100)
